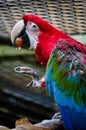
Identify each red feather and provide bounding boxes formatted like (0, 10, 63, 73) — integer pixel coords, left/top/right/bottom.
(22, 14, 86, 66)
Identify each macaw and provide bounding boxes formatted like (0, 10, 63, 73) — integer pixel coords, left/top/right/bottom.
(11, 14, 86, 129)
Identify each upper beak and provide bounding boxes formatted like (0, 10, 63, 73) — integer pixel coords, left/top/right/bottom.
(11, 20, 24, 45)
(11, 20, 31, 49)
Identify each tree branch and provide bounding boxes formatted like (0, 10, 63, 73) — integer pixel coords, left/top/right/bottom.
(0, 113, 64, 130)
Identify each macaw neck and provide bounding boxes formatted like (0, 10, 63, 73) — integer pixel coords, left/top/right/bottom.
(35, 28, 68, 67)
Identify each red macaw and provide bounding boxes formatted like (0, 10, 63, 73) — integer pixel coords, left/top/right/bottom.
(11, 14, 86, 129)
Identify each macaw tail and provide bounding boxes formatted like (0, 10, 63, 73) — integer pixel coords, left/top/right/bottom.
(58, 104, 86, 130)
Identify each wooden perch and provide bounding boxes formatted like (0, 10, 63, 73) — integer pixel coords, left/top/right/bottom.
(0, 115, 64, 130)
(14, 118, 50, 130)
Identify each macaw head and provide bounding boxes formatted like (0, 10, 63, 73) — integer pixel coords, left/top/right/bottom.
(11, 14, 63, 66)
(11, 15, 40, 50)
(11, 14, 58, 50)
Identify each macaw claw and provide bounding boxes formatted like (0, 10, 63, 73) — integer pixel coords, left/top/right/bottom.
(14, 66, 45, 88)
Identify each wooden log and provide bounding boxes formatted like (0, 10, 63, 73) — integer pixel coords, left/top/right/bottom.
(0, 117, 64, 130)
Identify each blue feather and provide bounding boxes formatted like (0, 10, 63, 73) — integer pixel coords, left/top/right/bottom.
(46, 39, 86, 129)
(46, 78, 86, 130)
(58, 104, 86, 130)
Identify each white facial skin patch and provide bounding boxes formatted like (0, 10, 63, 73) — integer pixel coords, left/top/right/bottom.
(26, 21, 40, 49)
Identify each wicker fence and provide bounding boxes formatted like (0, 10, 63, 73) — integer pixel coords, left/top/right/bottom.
(0, 0, 86, 37)
(0, 1, 86, 128)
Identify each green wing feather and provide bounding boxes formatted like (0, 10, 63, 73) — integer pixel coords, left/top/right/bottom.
(47, 39, 86, 107)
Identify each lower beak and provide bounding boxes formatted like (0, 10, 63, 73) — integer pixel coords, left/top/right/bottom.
(15, 32, 30, 49)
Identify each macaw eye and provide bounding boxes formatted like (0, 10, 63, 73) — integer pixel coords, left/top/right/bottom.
(32, 23, 38, 30)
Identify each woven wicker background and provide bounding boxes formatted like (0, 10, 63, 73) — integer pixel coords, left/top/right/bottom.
(0, 0, 86, 36)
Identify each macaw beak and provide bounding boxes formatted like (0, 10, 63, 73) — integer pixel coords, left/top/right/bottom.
(11, 20, 30, 49)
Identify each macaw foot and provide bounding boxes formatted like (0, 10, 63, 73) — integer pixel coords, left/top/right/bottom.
(52, 112, 62, 120)
(14, 66, 45, 88)
(26, 76, 45, 88)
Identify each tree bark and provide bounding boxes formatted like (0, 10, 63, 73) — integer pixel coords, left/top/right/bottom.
(0, 116, 64, 130)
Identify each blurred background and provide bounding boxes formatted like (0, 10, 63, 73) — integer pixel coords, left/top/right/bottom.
(0, 0, 86, 128)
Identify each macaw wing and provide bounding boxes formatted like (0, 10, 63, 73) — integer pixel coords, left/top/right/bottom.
(46, 39, 86, 112)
